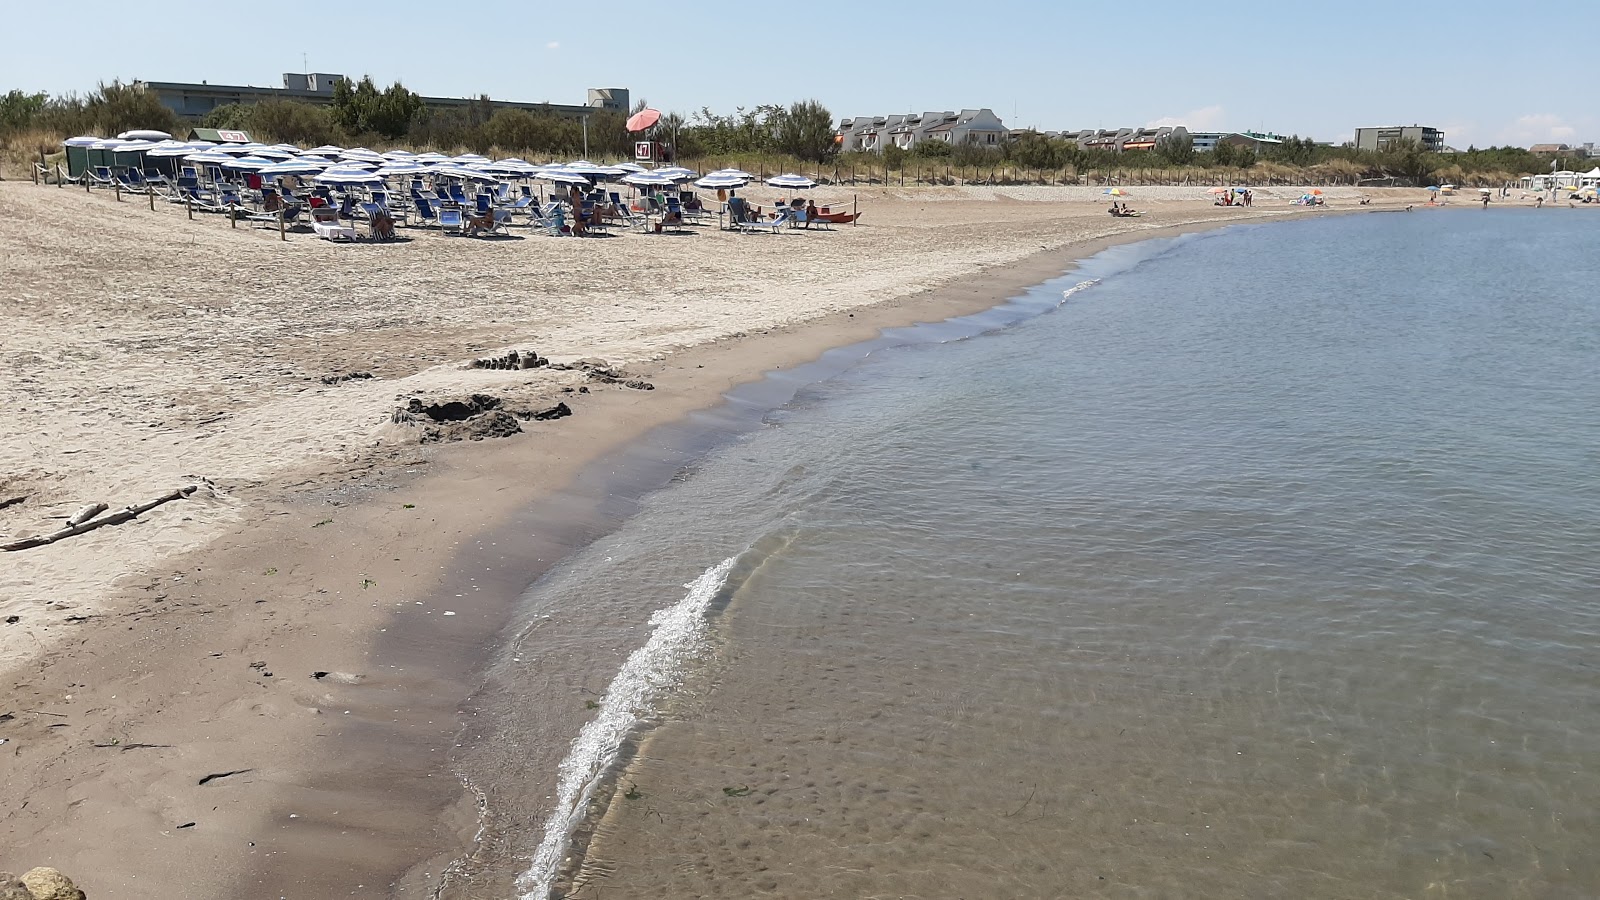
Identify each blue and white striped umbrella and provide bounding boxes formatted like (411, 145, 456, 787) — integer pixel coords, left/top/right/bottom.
(375, 160, 429, 177)
(185, 150, 240, 163)
(537, 166, 594, 185)
(314, 167, 385, 185)
(694, 173, 748, 190)
(257, 159, 327, 176)
(62, 135, 102, 147)
(339, 147, 385, 162)
(414, 151, 450, 163)
(222, 155, 276, 171)
(382, 149, 416, 160)
(564, 160, 625, 177)
(710, 167, 753, 179)
(611, 162, 646, 173)
(765, 173, 817, 189)
(453, 153, 490, 164)
(621, 171, 678, 187)
(428, 164, 501, 182)
(306, 145, 345, 156)
(653, 166, 697, 181)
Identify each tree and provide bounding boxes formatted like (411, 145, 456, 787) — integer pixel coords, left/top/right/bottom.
(1211, 139, 1237, 167)
(199, 103, 252, 131)
(771, 99, 838, 163)
(1155, 132, 1194, 166)
(1235, 146, 1257, 169)
(331, 76, 422, 139)
(0, 89, 46, 135)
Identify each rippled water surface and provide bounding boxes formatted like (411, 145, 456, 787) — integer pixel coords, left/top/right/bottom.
(496, 210, 1600, 899)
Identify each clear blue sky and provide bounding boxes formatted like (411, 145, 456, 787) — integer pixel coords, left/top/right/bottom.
(2, 0, 1589, 150)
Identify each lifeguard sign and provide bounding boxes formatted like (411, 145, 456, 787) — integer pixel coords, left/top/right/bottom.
(217, 129, 250, 143)
(634, 141, 655, 161)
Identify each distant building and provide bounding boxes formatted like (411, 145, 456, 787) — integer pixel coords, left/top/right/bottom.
(1051, 126, 1189, 153)
(837, 109, 1008, 153)
(1529, 143, 1572, 155)
(134, 74, 628, 120)
(1353, 125, 1445, 153)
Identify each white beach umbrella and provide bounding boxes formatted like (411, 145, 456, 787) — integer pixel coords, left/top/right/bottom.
(694, 173, 748, 190)
(453, 153, 490, 163)
(382, 149, 416, 159)
(413, 151, 450, 162)
(314, 167, 384, 185)
(474, 160, 536, 176)
(111, 139, 157, 152)
(538, 166, 596, 186)
(291, 155, 337, 167)
(257, 159, 327, 176)
(653, 166, 697, 181)
(222, 155, 276, 171)
(765, 173, 817, 189)
(306, 145, 344, 155)
(339, 147, 386, 162)
(269, 143, 302, 152)
(710, 167, 753, 179)
(564, 160, 625, 177)
(428, 164, 501, 182)
(610, 161, 646, 173)
(251, 147, 297, 160)
(215, 143, 266, 155)
(184, 150, 240, 163)
(621, 170, 678, 187)
(61, 135, 102, 147)
(375, 160, 429, 177)
(148, 141, 205, 158)
(117, 129, 172, 141)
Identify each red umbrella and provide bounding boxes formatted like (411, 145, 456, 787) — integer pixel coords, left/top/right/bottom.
(626, 108, 661, 132)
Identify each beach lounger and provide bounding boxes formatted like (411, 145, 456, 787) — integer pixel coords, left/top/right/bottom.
(359, 202, 398, 240)
(438, 207, 464, 235)
(115, 169, 149, 193)
(412, 196, 439, 228)
(737, 210, 790, 234)
(311, 206, 357, 241)
(86, 166, 116, 188)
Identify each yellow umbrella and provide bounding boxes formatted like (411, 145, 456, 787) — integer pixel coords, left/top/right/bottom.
(1105, 188, 1130, 197)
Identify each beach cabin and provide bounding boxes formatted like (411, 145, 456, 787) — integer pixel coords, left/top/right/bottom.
(61, 135, 100, 179)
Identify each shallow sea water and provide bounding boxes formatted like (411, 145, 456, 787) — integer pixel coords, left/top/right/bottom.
(490, 209, 1600, 899)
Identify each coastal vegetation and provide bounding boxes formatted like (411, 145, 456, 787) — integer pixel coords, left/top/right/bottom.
(0, 79, 1558, 187)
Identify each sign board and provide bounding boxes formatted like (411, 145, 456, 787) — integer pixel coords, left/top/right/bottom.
(217, 129, 250, 143)
(635, 141, 654, 161)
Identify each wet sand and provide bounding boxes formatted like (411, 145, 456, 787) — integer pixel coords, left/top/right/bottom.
(0, 182, 1426, 897)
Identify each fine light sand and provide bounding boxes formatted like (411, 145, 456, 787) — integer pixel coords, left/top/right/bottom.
(0, 180, 1428, 897)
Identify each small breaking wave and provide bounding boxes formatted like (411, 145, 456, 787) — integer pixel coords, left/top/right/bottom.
(515, 555, 740, 899)
(1060, 278, 1102, 304)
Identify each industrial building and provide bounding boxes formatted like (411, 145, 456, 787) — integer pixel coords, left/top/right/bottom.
(1353, 125, 1445, 153)
(132, 74, 628, 121)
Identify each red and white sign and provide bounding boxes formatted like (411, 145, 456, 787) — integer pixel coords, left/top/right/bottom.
(634, 141, 654, 161)
(216, 129, 250, 143)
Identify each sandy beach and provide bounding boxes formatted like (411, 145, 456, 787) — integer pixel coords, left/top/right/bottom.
(1, 181, 1428, 897)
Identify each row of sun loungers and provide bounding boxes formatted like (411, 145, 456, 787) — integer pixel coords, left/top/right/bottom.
(64, 164, 833, 241)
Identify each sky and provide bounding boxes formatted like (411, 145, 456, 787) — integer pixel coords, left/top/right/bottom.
(2, 0, 1591, 150)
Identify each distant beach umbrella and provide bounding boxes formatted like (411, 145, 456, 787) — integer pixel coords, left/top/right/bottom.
(414, 151, 450, 162)
(148, 141, 206, 157)
(1206, 186, 1229, 194)
(252, 147, 297, 160)
(215, 143, 267, 155)
(1424, 185, 1440, 191)
(710, 167, 752, 178)
(611, 162, 646, 173)
(340, 147, 385, 162)
(375, 160, 429, 177)
(61, 135, 102, 147)
(306, 145, 345, 155)
(626, 108, 662, 132)
(221, 155, 276, 171)
(184, 150, 240, 163)
(291, 156, 337, 168)
(382, 149, 416, 159)
(695, 173, 748, 190)
(537, 166, 594, 186)
(453, 153, 490, 164)
(427, 164, 501, 182)
(117, 129, 172, 141)
(765, 173, 817, 189)
(620, 171, 678, 187)
(314, 167, 385, 185)
(257, 159, 327, 176)
(564, 160, 625, 177)
(1104, 187, 1130, 196)
(111, 139, 157, 152)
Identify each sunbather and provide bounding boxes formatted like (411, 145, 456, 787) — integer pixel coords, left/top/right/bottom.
(464, 208, 496, 235)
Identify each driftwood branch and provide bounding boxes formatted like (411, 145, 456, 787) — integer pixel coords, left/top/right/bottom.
(68, 503, 109, 527)
(1, 486, 198, 552)
(0, 496, 26, 511)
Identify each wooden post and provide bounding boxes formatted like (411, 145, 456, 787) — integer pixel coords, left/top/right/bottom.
(114, 178, 121, 202)
(852, 194, 857, 226)
(230, 202, 237, 227)
(278, 208, 286, 241)
(187, 198, 193, 219)
(148, 187, 155, 211)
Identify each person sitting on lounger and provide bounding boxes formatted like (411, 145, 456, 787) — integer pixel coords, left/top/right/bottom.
(728, 195, 750, 224)
(683, 194, 704, 214)
(369, 207, 397, 240)
(465, 208, 496, 235)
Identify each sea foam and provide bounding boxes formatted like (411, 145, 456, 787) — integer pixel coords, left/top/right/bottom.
(516, 554, 740, 899)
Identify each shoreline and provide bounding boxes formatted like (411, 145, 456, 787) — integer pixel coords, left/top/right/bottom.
(0, 189, 1412, 897)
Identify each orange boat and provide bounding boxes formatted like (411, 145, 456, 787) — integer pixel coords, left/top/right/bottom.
(814, 207, 862, 224)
